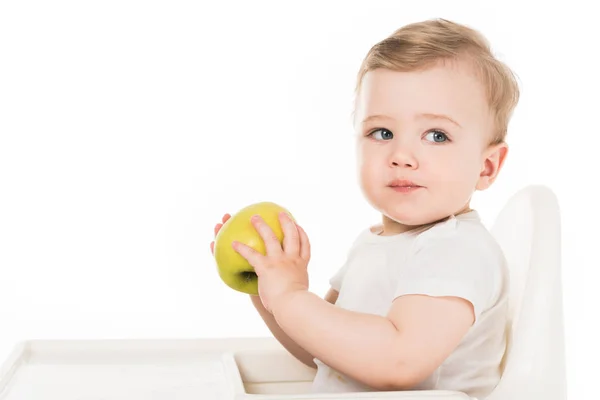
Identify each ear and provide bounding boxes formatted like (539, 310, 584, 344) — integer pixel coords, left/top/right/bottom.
(476, 142, 508, 190)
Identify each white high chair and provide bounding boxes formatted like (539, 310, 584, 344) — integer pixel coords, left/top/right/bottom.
(485, 184, 567, 400)
(0, 185, 567, 400)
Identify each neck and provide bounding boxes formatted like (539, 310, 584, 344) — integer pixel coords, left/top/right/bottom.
(378, 205, 473, 236)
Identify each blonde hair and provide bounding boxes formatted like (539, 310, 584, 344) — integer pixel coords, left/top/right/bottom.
(354, 19, 520, 145)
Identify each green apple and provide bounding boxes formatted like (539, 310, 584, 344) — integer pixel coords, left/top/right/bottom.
(213, 201, 296, 295)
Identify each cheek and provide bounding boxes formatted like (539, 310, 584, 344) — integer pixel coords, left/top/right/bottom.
(423, 149, 480, 184)
(358, 143, 378, 169)
(357, 145, 384, 186)
(359, 158, 378, 183)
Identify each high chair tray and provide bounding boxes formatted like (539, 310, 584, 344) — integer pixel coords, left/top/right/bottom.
(0, 337, 472, 399)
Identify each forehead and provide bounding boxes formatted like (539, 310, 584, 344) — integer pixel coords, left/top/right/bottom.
(356, 62, 492, 130)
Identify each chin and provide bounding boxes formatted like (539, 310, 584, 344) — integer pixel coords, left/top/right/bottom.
(382, 204, 449, 227)
(387, 213, 434, 227)
(375, 205, 421, 225)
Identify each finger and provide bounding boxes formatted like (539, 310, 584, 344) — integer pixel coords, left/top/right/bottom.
(210, 241, 215, 255)
(232, 241, 266, 276)
(280, 212, 299, 255)
(297, 224, 311, 262)
(214, 213, 231, 237)
(251, 215, 283, 255)
(214, 223, 223, 237)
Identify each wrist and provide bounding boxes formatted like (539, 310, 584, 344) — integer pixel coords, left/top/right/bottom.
(271, 288, 308, 319)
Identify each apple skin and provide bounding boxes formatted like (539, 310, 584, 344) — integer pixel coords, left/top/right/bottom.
(213, 201, 295, 295)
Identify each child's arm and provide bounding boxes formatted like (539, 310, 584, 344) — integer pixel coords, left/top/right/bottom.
(251, 287, 339, 368)
(270, 291, 474, 391)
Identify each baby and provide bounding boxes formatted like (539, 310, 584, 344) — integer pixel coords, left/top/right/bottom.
(210, 18, 519, 399)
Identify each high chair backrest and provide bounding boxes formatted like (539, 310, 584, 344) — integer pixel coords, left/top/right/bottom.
(486, 185, 567, 400)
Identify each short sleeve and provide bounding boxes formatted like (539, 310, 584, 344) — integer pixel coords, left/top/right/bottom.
(329, 262, 349, 291)
(394, 230, 502, 322)
(327, 229, 369, 291)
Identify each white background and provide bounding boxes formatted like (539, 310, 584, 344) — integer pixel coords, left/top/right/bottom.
(0, 0, 597, 398)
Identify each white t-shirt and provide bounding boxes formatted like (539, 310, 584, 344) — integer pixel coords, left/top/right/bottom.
(311, 210, 509, 399)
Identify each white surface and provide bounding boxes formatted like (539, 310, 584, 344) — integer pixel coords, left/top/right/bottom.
(0, 340, 242, 400)
(0, 338, 472, 400)
(3, 355, 231, 399)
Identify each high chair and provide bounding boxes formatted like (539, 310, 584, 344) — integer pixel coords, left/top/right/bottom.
(0, 185, 567, 400)
(484, 184, 567, 400)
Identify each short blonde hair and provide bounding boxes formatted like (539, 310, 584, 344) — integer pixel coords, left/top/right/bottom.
(355, 19, 520, 145)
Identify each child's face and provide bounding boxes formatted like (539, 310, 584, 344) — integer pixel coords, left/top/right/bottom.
(354, 61, 507, 232)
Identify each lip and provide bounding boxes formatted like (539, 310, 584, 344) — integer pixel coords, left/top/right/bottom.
(388, 179, 424, 193)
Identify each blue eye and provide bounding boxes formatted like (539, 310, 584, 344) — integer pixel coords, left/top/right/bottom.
(424, 130, 448, 143)
(369, 128, 394, 140)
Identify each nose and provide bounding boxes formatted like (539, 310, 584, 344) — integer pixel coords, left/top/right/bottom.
(390, 145, 418, 169)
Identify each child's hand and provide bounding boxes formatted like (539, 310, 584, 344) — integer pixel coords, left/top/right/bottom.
(210, 213, 231, 255)
(232, 212, 311, 313)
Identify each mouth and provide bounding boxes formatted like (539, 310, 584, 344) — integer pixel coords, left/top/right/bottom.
(388, 179, 424, 193)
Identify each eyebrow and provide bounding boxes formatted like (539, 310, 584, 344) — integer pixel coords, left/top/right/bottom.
(418, 113, 462, 128)
(362, 113, 462, 128)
